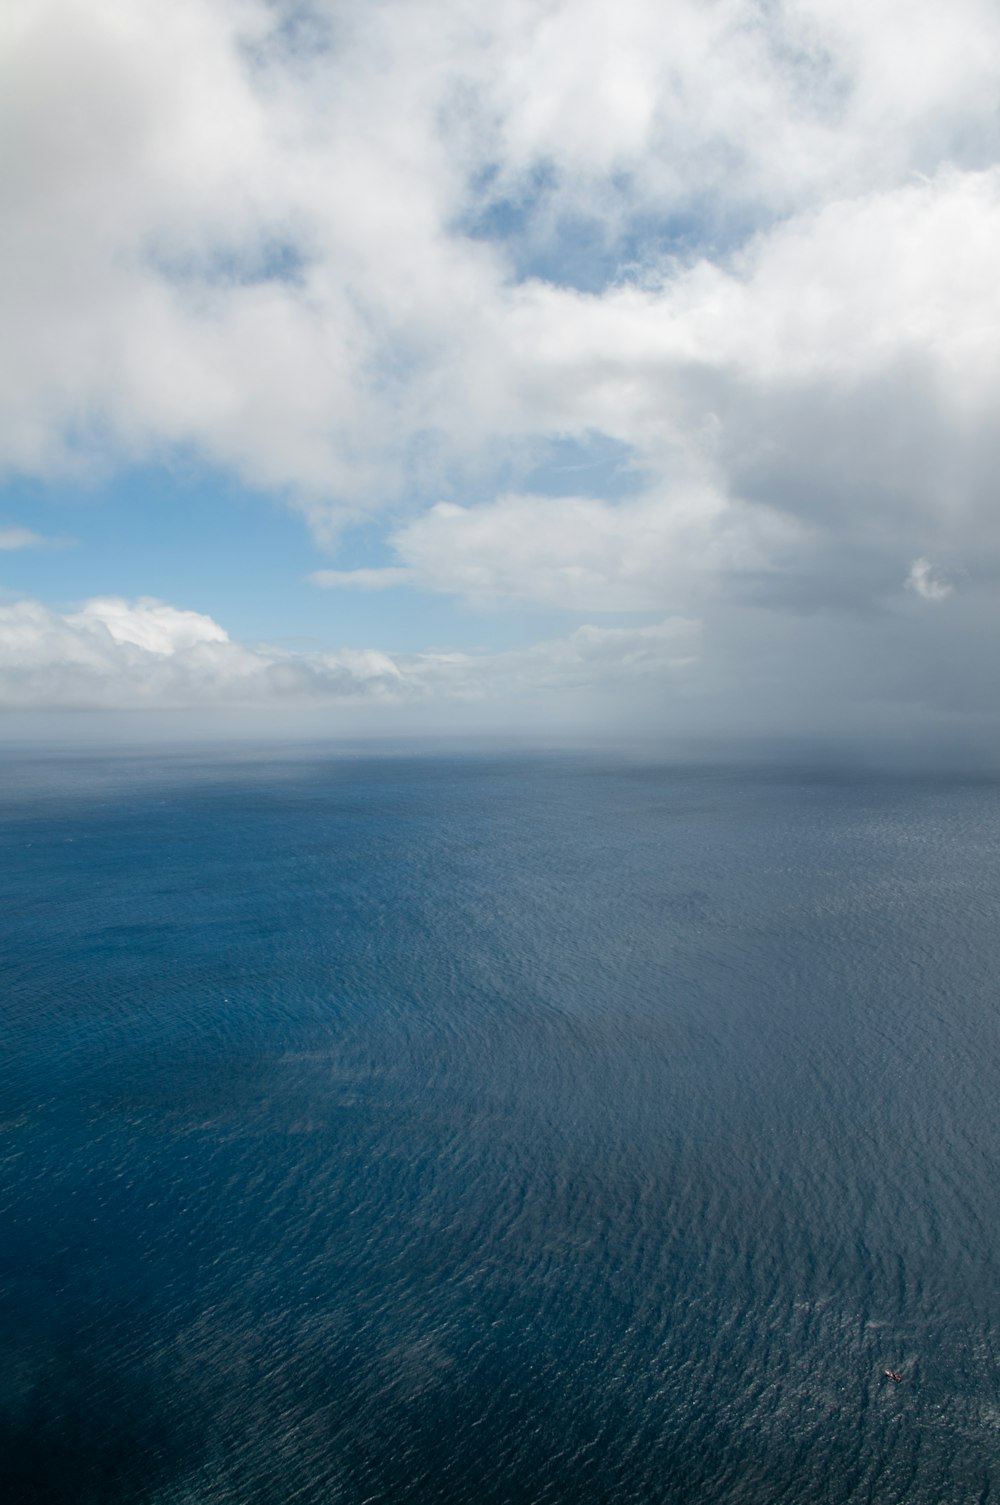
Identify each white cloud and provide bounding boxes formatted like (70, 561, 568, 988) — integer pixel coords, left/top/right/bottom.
(4, 1, 1000, 732)
(0, 596, 402, 710)
(905, 558, 953, 602)
(0, 594, 697, 712)
(313, 489, 802, 611)
(69, 596, 231, 654)
(4, 0, 1000, 514)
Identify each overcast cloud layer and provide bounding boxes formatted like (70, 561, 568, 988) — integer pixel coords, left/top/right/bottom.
(2, 0, 999, 741)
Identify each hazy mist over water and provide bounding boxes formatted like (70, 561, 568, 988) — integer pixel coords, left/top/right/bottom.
(3, 749, 1000, 1503)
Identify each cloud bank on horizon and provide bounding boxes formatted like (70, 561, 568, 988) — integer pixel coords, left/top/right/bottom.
(0, 596, 697, 744)
(2, 0, 999, 740)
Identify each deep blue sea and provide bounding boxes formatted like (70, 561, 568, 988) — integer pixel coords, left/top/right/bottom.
(2, 749, 1000, 1504)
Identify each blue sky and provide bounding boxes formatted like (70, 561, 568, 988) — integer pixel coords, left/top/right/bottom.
(2, 436, 654, 653)
(2, 464, 536, 651)
(3, 0, 1000, 745)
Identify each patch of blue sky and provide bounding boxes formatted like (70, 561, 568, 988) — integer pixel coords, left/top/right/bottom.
(460, 162, 769, 291)
(399, 428, 645, 512)
(0, 464, 318, 640)
(459, 159, 556, 242)
(149, 236, 310, 292)
(242, 1, 338, 68)
(1, 462, 649, 658)
(520, 432, 647, 501)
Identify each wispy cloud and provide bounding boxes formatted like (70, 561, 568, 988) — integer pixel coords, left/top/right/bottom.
(310, 567, 413, 593)
(0, 524, 70, 550)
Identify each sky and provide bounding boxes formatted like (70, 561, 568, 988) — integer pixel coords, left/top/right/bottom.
(2, 0, 1000, 748)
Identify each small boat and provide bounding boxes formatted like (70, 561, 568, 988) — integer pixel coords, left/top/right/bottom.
(883, 1369, 903, 1383)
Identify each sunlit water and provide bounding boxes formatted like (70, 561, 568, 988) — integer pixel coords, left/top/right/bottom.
(2, 750, 999, 1503)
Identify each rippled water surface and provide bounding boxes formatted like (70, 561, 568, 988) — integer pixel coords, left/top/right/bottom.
(2, 750, 1000, 1503)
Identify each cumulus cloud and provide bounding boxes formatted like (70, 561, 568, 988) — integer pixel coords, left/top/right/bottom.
(71, 596, 231, 654)
(5, 3, 1000, 510)
(4, 0, 1000, 734)
(0, 595, 697, 712)
(312, 488, 801, 611)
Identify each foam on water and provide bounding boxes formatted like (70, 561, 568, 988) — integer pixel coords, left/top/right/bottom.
(2, 753, 999, 1502)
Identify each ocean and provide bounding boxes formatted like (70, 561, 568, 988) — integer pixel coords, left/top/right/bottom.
(1, 749, 999, 1503)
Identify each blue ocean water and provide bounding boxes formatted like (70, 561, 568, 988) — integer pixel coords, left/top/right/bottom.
(2, 749, 999, 1504)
